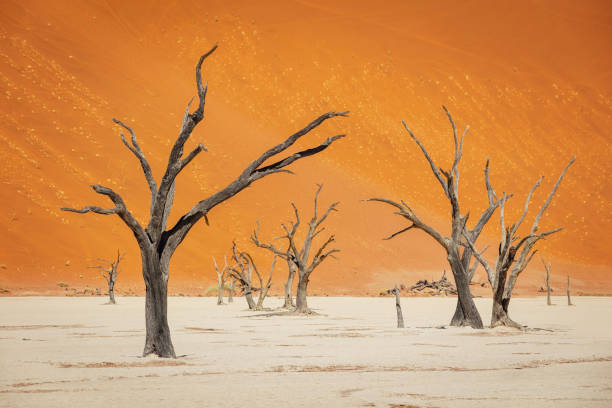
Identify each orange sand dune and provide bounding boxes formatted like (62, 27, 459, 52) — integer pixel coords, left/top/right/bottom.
(0, 0, 610, 296)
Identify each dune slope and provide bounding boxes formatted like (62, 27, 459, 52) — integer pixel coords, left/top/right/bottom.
(0, 0, 610, 295)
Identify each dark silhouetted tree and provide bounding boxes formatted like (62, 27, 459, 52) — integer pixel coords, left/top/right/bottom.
(62, 46, 347, 357)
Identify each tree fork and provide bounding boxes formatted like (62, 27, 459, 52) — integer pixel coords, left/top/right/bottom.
(283, 260, 297, 308)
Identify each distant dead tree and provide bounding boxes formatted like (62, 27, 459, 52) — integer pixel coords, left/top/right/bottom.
(212, 256, 229, 305)
(61, 45, 348, 358)
(365, 108, 501, 328)
(89, 250, 124, 304)
(567, 274, 573, 306)
(251, 254, 276, 311)
(543, 259, 553, 306)
(229, 242, 274, 311)
(228, 276, 235, 303)
(393, 284, 405, 328)
(252, 185, 340, 313)
(283, 251, 298, 309)
(249, 226, 296, 309)
(230, 242, 256, 310)
(465, 159, 573, 326)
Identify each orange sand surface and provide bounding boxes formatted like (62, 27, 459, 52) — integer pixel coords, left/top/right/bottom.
(0, 1, 610, 296)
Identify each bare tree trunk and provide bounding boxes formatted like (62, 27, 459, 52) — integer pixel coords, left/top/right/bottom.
(244, 285, 256, 310)
(142, 255, 175, 358)
(394, 284, 404, 328)
(567, 275, 573, 306)
(228, 278, 234, 303)
(253, 255, 274, 311)
(489, 248, 521, 328)
(448, 255, 483, 328)
(284, 261, 296, 308)
(213, 256, 228, 306)
(490, 277, 520, 328)
(546, 269, 552, 306)
(216, 273, 224, 305)
(229, 244, 259, 310)
(108, 280, 116, 304)
(256, 285, 270, 310)
(450, 299, 464, 324)
(295, 275, 309, 313)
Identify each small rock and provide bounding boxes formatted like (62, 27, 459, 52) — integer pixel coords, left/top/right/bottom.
(65, 260, 71, 266)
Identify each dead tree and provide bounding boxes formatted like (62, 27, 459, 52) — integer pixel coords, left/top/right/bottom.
(365, 108, 501, 328)
(230, 242, 256, 310)
(252, 229, 296, 309)
(228, 277, 235, 303)
(89, 250, 124, 304)
(252, 184, 339, 313)
(393, 284, 405, 328)
(543, 259, 553, 306)
(567, 275, 573, 306)
(248, 253, 275, 311)
(61, 45, 348, 357)
(465, 158, 574, 326)
(283, 255, 298, 308)
(229, 243, 274, 311)
(404, 271, 458, 296)
(212, 256, 229, 305)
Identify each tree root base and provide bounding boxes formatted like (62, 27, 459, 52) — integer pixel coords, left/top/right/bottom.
(490, 316, 522, 329)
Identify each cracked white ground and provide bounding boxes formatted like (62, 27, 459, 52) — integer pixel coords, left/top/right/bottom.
(0, 296, 610, 407)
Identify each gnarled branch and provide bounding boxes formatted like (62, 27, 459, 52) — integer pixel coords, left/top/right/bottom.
(161, 111, 348, 260)
(363, 197, 447, 249)
(62, 185, 147, 245)
(504, 157, 575, 299)
(114, 118, 157, 209)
